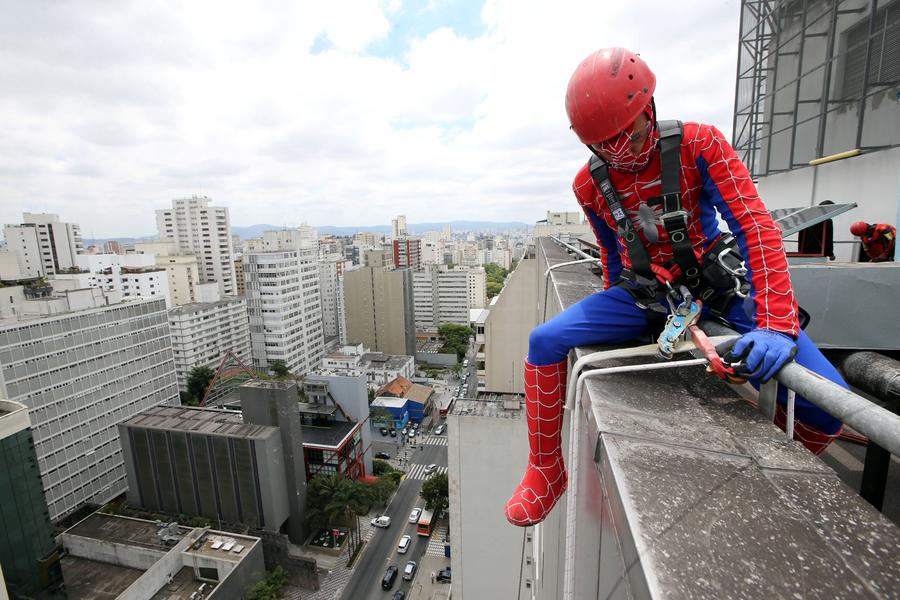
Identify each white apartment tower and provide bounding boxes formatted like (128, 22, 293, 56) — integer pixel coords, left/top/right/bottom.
(319, 254, 351, 340)
(3, 213, 84, 278)
(167, 295, 251, 392)
(391, 215, 408, 240)
(413, 265, 487, 329)
(244, 232, 325, 376)
(155, 196, 237, 296)
(0, 290, 179, 520)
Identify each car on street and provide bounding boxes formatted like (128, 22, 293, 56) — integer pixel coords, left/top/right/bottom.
(397, 535, 411, 554)
(434, 424, 446, 435)
(437, 567, 451, 583)
(408, 430, 416, 438)
(370, 515, 391, 528)
(389, 428, 397, 437)
(382, 565, 399, 589)
(424, 464, 437, 475)
(401, 426, 409, 436)
(403, 560, 417, 581)
(463, 359, 469, 367)
(374, 451, 391, 460)
(408, 507, 422, 523)
(380, 426, 388, 435)
(391, 592, 406, 600)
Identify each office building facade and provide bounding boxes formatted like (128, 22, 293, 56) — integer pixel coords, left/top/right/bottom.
(343, 265, 415, 356)
(0, 292, 180, 519)
(0, 399, 62, 597)
(412, 265, 486, 329)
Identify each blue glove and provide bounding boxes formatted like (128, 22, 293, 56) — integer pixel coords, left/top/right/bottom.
(731, 329, 797, 383)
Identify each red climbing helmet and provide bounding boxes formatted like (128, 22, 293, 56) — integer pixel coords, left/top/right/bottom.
(850, 221, 871, 237)
(565, 47, 656, 145)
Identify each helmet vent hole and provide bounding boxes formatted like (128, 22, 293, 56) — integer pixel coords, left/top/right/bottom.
(642, 87, 648, 93)
(628, 74, 634, 80)
(627, 93, 635, 100)
(629, 58, 635, 62)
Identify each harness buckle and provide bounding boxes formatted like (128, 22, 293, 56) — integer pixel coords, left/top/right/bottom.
(661, 210, 689, 231)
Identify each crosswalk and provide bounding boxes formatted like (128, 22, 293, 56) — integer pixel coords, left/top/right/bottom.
(421, 435, 448, 446)
(406, 463, 448, 481)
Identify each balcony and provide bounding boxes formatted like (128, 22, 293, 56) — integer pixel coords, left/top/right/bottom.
(529, 238, 900, 599)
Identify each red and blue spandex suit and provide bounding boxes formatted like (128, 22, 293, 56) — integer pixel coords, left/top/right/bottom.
(528, 122, 845, 440)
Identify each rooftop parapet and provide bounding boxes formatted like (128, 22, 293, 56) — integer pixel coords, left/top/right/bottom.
(535, 237, 900, 600)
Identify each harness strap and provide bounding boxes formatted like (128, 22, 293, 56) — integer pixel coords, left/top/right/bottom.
(650, 120, 702, 289)
(588, 156, 656, 285)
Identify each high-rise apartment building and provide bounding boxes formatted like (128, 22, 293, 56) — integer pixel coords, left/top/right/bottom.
(343, 265, 415, 356)
(0, 288, 179, 519)
(412, 265, 487, 329)
(244, 232, 324, 376)
(234, 256, 245, 296)
(0, 399, 63, 597)
(155, 196, 237, 296)
(319, 254, 351, 340)
(3, 212, 83, 278)
(168, 295, 251, 392)
(393, 237, 423, 271)
(391, 215, 408, 240)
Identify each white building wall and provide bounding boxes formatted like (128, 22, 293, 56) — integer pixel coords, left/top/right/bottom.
(155, 196, 236, 296)
(244, 248, 324, 376)
(168, 296, 251, 391)
(318, 256, 350, 340)
(1, 226, 44, 278)
(0, 297, 179, 520)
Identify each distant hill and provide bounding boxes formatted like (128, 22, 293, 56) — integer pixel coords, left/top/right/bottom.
(84, 220, 531, 246)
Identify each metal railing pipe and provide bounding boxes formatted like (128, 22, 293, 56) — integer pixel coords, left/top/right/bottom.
(701, 322, 900, 457)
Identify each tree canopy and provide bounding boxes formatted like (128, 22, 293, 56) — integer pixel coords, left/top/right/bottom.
(270, 360, 291, 379)
(438, 324, 473, 361)
(420, 472, 449, 512)
(185, 365, 215, 406)
(305, 473, 373, 532)
(483, 262, 512, 298)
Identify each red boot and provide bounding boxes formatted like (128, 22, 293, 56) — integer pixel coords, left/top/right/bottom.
(505, 359, 568, 527)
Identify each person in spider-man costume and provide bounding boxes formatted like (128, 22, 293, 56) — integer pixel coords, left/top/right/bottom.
(505, 47, 849, 527)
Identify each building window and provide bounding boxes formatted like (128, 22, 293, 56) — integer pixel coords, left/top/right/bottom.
(841, 0, 900, 100)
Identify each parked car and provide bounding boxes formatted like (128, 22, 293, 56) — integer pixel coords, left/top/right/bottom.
(434, 424, 446, 435)
(380, 426, 388, 435)
(397, 535, 411, 554)
(391, 592, 406, 600)
(401, 426, 409, 436)
(463, 359, 469, 367)
(403, 560, 417, 581)
(374, 451, 391, 460)
(408, 430, 416, 438)
(370, 515, 391, 528)
(424, 464, 437, 475)
(389, 428, 397, 437)
(437, 567, 451, 583)
(408, 507, 422, 523)
(382, 565, 399, 589)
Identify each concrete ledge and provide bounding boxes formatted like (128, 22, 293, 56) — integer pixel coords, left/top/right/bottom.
(536, 238, 900, 599)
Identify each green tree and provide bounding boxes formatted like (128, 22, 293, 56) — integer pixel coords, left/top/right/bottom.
(246, 566, 288, 600)
(186, 366, 215, 405)
(438, 324, 474, 362)
(370, 407, 392, 426)
(420, 472, 449, 513)
(486, 281, 503, 298)
(270, 360, 291, 379)
(372, 459, 392, 476)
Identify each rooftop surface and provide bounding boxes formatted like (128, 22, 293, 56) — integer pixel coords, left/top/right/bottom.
(66, 513, 189, 549)
(301, 419, 357, 448)
(452, 397, 522, 419)
(167, 295, 244, 315)
(60, 555, 142, 600)
(121, 405, 278, 440)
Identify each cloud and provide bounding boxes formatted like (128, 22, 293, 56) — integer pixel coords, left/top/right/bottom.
(0, 0, 742, 237)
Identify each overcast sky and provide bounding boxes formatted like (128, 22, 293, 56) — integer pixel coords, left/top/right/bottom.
(0, 0, 741, 238)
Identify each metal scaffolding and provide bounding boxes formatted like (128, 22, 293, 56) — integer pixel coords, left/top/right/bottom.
(732, 0, 900, 178)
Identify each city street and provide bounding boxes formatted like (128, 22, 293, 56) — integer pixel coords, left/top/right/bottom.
(340, 429, 448, 600)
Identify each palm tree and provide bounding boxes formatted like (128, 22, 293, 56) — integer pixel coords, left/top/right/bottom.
(323, 476, 372, 559)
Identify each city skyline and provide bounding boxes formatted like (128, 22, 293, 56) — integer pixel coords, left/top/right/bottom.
(0, 1, 740, 237)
